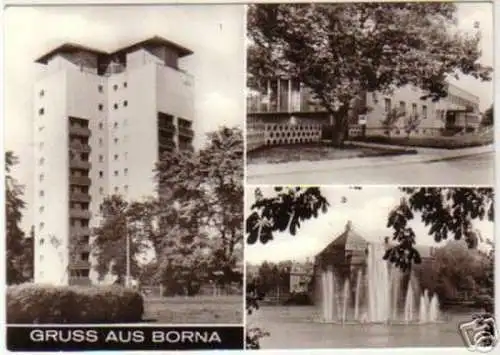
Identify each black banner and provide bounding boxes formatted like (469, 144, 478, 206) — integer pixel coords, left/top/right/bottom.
(7, 326, 244, 351)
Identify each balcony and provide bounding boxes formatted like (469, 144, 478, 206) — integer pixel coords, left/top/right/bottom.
(178, 127, 194, 138)
(69, 176, 91, 186)
(179, 144, 194, 152)
(69, 191, 91, 203)
(69, 126, 91, 137)
(70, 226, 91, 238)
(70, 208, 92, 219)
(159, 123, 176, 135)
(70, 142, 91, 154)
(69, 259, 91, 269)
(159, 140, 176, 150)
(70, 159, 91, 170)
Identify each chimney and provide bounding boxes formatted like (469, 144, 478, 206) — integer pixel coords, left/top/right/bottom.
(345, 220, 352, 232)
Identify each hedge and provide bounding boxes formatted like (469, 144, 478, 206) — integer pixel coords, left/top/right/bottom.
(7, 283, 144, 324)
(353, 134, 493, 149)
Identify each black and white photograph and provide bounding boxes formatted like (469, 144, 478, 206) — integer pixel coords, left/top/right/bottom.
(246, 2, 494, 185)
(4, 3, 245, 345)
(245, 186, 495, 350)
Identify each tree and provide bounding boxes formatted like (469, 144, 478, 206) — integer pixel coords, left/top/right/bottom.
(248, 3, 492, 147)
(153, 127, 244, 294)
(5, 151, 29, 285)
(381, 108, 405, 137)
(385, 187, 494, 270)
(403, 114, 421, 139)
(92, 195, 151, 284)
(247, 187, 493, 270)
(482, 105, 493, 126)
(415, 240, 492, 305)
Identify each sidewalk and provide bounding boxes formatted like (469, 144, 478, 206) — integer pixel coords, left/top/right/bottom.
(247, 143, 494, 179)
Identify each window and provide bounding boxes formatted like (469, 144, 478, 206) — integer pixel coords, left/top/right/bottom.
(39, 206, 44, 213)
(40, 255, 44, 262)
(99, 187, 104, 195)
(39, 174, 44, 182)
(124, 185, 128, 192)
(98, 85, 103, 93)
(99, 171, 103, 178)
(98, 138, 103, 146)
(114, 171, 118, 177)
(123, 100, 128, 107)
(113, 84, 118, 91)
(124, 152, 128, 160)
(384, 98, 391, 113)
(114, 138, 119, 144)
(98, 104, 104, 111)
(124, 168, 128, 176)
(399, 101, 406, 115)
(39, 90, 45, 97)
(38, 108, 45, 115)
(114, 103, 118, 110)
(39, 157, 45, 165)
(80, 252, 90, 261)
(422, 105, 428, 119)
(114, 186, 119, 193)
(123, 82, 128, 88)
(114, 154, 119, 161)
(412, 103, 418, 116)
(39, 142, 44, 150)
(99, 155, 104, 163)
(98, 122, 103, 129)
(39, 222, 45, 230)
(114, 122, 118, 128)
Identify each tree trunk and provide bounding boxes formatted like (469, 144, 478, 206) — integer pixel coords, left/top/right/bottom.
(330, 106, 350, 148)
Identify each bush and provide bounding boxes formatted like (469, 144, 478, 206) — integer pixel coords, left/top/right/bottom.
(7, 283, 144, 324)
(283, 292, 313, 305)
(353, 133, 493, 149)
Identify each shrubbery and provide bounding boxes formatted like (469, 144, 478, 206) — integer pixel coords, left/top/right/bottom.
(7, 283, 144, 323)
(353, 133, 493, 149)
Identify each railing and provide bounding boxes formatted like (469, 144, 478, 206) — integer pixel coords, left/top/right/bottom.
(159, 123, 176, 134)
(70, 142, 91, 153)
(159, 140, 176, 150)
(69, 209, 92, 219)
(69, 191, 91, 203)
(70, 159, 91, 170)
(69, 176, 91, 186)
(178, 126, 194, 138)
(70, 226, 91, 237)
(69, 126, 91, 137)
(179, 144, 194, 152)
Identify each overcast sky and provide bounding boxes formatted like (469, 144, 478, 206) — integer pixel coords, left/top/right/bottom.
(4, 5, 244, 230)
(245, 186, 494, 264)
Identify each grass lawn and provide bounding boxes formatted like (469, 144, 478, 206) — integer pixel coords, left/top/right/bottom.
(247, 143, 416, 165)
(143, 295, 243, 324)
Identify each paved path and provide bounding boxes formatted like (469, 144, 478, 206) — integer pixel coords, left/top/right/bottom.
(246, 145, 494, 186)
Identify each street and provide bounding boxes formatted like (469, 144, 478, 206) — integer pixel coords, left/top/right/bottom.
(246, 152, 494, 185)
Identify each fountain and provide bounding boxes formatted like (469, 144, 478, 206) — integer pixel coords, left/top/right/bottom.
(318, 241, 441, 325)
(342, 279, 350, 322)
(429, 293, 440, 322)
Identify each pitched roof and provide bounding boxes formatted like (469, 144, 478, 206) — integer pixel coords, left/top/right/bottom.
(317, 221, 369, 257)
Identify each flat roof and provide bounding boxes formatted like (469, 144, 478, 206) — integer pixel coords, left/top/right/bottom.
(35, 43, 107, 64)
(35, 35, 193, 64)
(111, 35, 193, 58)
